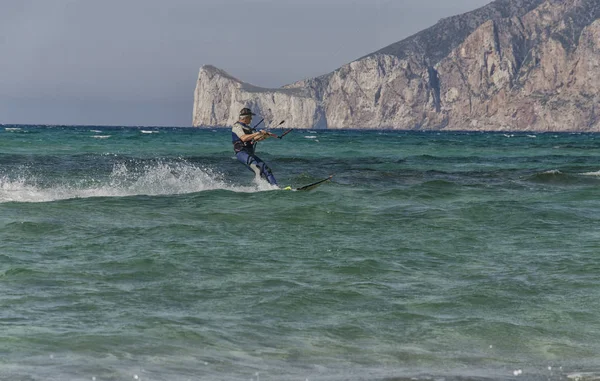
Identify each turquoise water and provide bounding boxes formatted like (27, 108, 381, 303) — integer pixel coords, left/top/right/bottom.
(1, 125, 600, 381)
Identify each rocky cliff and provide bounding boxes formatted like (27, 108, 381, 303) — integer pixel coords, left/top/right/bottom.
(192, 0, 600, 131)
(192, 65, 327, 129)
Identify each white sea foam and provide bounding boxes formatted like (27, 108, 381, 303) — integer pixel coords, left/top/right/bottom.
(579, 170, 600, 177)
(542, 169, 562, 175)
(4, 128, 22, 132)
(304, 136, 318, 139)
(0, 162, 269, 203)
(92, 135, 111, 139)
(140, 130, 159, 134)
(568, 372, 600, 380)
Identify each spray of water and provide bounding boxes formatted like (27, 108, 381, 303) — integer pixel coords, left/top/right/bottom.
(0, 161, 273, 203)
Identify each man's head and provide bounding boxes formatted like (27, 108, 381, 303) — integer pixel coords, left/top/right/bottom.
(239, 107, 255, 123)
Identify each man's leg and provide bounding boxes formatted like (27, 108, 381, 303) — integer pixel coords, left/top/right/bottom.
(236, 152, 277, 185)
(257, 160, 277, 186)
(251, 155, 277, 185)
(236, 151, 259, 179)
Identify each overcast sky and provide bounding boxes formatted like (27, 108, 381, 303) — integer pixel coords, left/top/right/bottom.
(0, 0, 491, 127)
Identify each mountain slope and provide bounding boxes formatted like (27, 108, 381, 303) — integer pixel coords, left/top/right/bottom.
(193, 0, 600, 131)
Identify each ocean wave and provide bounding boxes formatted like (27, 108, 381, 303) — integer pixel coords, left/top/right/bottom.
(0, 161, 270, 203)
(579, 170, 600, 177)
(525, 169, 600, 185)
(525, 169, 569, 183)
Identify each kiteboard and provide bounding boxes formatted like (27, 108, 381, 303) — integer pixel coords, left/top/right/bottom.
(283, 175, 333, 191)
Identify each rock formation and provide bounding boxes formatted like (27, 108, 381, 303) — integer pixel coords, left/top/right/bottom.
(192, 0, 600, 131)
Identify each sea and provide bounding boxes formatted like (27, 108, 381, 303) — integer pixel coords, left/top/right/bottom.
(1, 125, 600, 381)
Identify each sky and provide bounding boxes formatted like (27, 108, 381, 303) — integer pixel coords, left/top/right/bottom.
(0, 0, 492, 127)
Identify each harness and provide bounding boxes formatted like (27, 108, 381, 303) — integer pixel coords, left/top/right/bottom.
(232, 121, 256, 154)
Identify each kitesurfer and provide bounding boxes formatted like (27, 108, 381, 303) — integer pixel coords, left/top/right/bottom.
(231, 107, 278, 186)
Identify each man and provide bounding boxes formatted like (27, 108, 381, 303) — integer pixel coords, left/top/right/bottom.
(232, 107, 278, 186)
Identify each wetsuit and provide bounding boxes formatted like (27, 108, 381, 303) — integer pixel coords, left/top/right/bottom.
(232, 121, 278, 185)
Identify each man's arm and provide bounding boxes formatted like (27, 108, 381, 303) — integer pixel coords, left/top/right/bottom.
(240, 130, 266, 142)
(252, 130, 277, 142)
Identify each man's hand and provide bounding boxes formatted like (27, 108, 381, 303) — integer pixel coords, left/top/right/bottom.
(254, 130, 275, 141)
